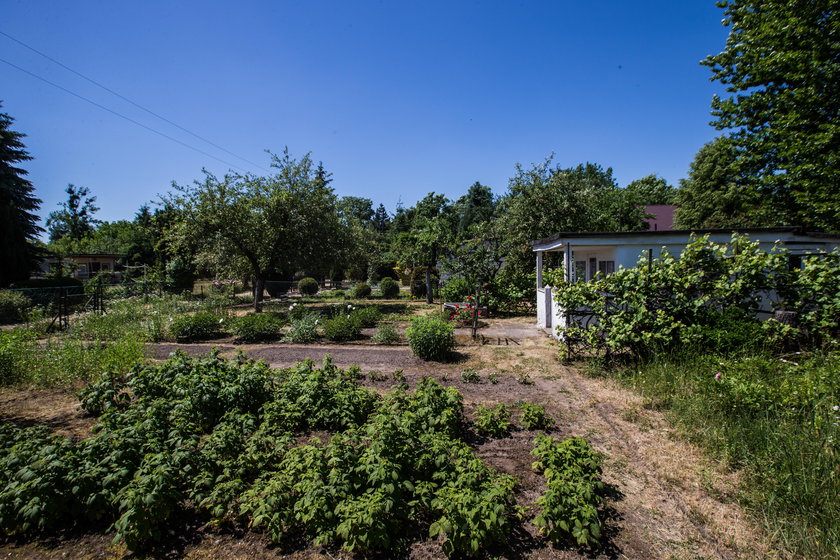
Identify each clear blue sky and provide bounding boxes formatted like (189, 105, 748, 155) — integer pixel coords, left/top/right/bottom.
(2, 1, 730, 229)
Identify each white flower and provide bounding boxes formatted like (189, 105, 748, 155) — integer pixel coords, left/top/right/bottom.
(833, 405, 839, 412)
(219, 318, 224, 323)
(289, 305, 294, 311)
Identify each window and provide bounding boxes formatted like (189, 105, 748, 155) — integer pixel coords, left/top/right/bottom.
(598, 260, 615, 276)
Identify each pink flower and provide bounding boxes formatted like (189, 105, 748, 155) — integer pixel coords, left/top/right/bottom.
(714, 373, 722, 380)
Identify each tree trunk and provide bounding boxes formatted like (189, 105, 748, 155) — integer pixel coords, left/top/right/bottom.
(425, 266, 433, 304)
(253, 276, 264, 313)
(472, 282, 480, 339)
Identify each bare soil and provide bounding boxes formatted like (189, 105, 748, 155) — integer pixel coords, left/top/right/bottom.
(0, 315, 783, 559)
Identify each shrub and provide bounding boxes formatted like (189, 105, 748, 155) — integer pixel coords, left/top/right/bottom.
(475, 404, 511, 437)
(297, 277, 319, 296)
(0, 291, 30, 325)
(531, 434, 606, 547)
(406, 315, 454, 361)
(322, 314, 361, 342)
(165, 256, 194, 293)
(518, 402, 555, 431)
(286, 302, 311, 320)
(441, 277, 471, 303)
(350, 283, 371, 299)
(371, 323, 399, 345)
(378, 277, 399, 299)
(349, 305, 381, 328)
(230, 313, 284, 342)
(284, 312, 319, 343)
(169, 313, 226, 341)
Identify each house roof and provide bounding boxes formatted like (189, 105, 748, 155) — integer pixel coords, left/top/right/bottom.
(530, 227, 840, 251)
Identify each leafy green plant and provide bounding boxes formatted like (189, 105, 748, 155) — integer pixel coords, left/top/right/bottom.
(488, 373, 499, 384)
(474, 404, 511, 438)
(0, 290, 30, 324)
(169, 312, 226, 341)
(230, 313, 284, 342)
(440, 277, 471, 303)
(350, 305, 381, 328)
(378, 277, 400, 299)
(518, 401, 555, 431)
(531, 434, 605, 547)
(406, 315, 454, 361)
(297, 277, 319, 296)
(284, 312, 319, 343)
(371, 323, 399, 345)
(350, 283, 372, 299)
(461, 368, 481, 383)
(322, 314, 362, 342)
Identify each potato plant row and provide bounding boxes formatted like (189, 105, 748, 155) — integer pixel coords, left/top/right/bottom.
(0, 353, 609, 555)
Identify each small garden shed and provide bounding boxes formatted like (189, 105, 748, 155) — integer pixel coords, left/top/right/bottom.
(531, 227, 840, 334)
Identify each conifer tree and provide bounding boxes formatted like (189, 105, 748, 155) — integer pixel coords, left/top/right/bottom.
(0, 104, 42, 286)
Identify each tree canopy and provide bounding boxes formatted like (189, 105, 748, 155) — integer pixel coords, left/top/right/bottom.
(497, 159, 646, 278)
(46, 184, 100, 243)
(0, 104, 42, 286)
(675, 137, 768, 229)
(704, 0, 840, 231)
(624, 174, 676, 206)
(168, 150, 345, 310)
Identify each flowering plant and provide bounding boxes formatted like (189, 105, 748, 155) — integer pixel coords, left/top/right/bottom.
(448, 299, 484, 327)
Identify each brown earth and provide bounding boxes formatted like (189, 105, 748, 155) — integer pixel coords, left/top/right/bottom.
(0, 316, 784, 560)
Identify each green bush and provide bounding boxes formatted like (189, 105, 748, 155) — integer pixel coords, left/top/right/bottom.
(169, 313, 226, 341)
(349, 305, 381, 328)
(230, 313, 284, 342)
(531, 434, 606, 547)
(441, 277, 471, 303)
(286, 302, 311, 321)
(377, 277, 400, 299)
(371, 323, 399, 345)
(474, 404, 511, 438)
(164, 256, 194, 293)
(297, 277, 319, 296)
(0, 291, 30, 325)
(518, 402, 555, 431)
(406, 315, 454, 361)
(350, 283, 371, 299)
(284, 312, 319, 343)
(322, 314, 361, 342)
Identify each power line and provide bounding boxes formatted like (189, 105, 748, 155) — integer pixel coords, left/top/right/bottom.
(0, 30, 270, 172)
(0, 56, 253, 173)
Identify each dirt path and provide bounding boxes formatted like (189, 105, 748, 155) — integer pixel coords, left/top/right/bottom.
(0, 316, 781, 559)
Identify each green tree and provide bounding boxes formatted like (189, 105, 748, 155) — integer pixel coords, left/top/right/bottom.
(372, 203, 391, 234)
(0, 104, 42, 286)
(454, 182, 496, 233)
(624, 174, 676, 205)
(169, 150, 345, 310)
(393, 193, 455, 303)
(497, 158, 645, 278)
(704, 0, 840, 231)
(675, 137, 768, 229)
(46, 184, 100, 242)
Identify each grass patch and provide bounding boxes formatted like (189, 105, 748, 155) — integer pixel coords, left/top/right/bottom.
(600, 351, 840, 559)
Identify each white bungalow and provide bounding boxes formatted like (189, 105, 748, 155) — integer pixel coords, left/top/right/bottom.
(531, 227, 840, 335)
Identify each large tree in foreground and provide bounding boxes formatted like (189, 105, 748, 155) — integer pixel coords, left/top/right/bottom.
(704, 0, 840, 231)
(0, 104, 42, 286)
(169, 150, 345, 310)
